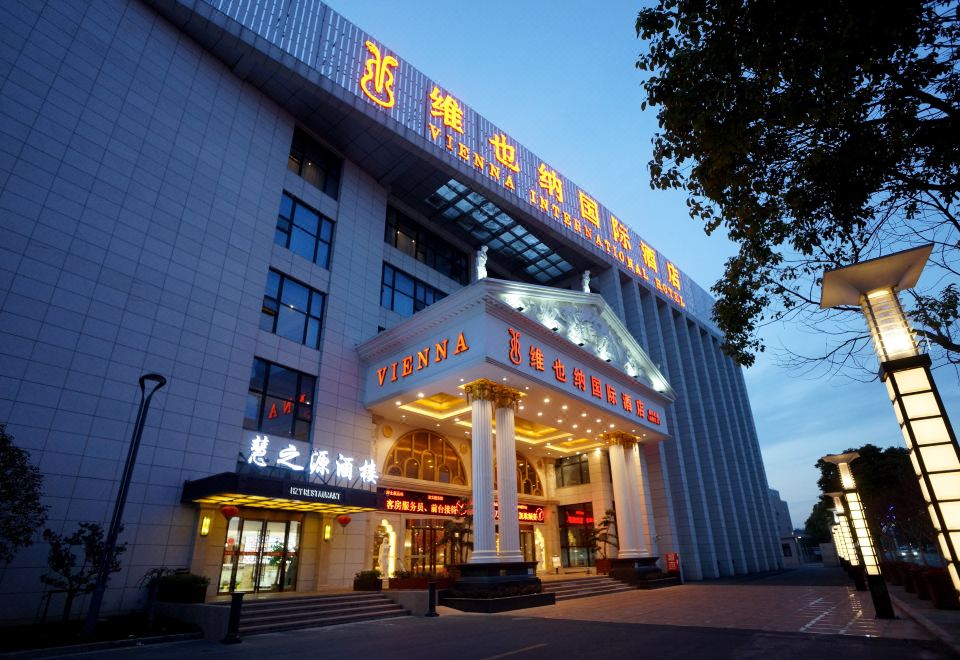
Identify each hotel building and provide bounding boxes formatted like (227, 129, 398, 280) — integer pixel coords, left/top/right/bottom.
(0, 0, 781, 616)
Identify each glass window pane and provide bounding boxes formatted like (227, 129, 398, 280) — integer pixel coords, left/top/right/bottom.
(243, 392, 261, 429)
(266, 271, 281, 296)
(394, 293, 414, 317)
(395, 272, 415, 296)
(279, 194, 293, 219)
(381, 286, 393, 309)
(319, 218, 333, 242)
(259, 310, 275, 333)
(249, 358, 268, 391)
(267, 364, 298, 400)
(277, 307, 305, 343)
(306, 317, 320, 348)
(302, 161, 323, 189)
(311, 292, 325, 316)
(261, 396, 293, 436)
(298, 375, 315, 403)
(293, 204, 319, 235)
(289, 228, 316, 262)
(315, 242, 330, 268)
(280, 279, 309, 311)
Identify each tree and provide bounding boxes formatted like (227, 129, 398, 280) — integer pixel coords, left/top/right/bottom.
(0, 425, 47, 567)
(40, 522, 127, 623)
(636, 1, 960, 376)
(812, 443, 934, 557)
(589, 508, 619, 559)
(437, 498, 473, 565)
(804, 495, 834, 544)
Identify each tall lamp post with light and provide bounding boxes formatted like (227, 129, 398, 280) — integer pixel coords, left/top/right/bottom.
(82, 373, 167, 637)
(827, 494, 866, 591)
(821, 245, 960, 594)
(823, 453, 895, 618)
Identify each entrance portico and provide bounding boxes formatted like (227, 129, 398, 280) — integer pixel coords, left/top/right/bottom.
(358, 278, 675, 571)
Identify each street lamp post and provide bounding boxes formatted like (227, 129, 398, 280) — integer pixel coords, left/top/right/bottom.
(82, 373, 167, 637)
(821, 245, 960, 594)
(824, 453, 895, 618)
(827, 494, 866, 591)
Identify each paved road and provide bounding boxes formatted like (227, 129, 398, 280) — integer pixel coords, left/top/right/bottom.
(61, 567, 949, 659)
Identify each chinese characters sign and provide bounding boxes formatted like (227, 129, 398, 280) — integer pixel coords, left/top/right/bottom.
(244, 432, 379, 486)
(355, 37, 687, 309)
(377, 488, 544, 522)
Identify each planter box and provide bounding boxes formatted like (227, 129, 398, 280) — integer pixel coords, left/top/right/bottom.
(594, 559, 612, 576)
(353, 579, 382, 591)
(635, 576, 682, 590)
(440, 592, 555, 613)
(157, 584, 207, 604)
(923, 570, 960, 610)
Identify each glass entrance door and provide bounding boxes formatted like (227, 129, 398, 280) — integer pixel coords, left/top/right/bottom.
(219, 516, 300, 593)
(405, 520, 451, 574)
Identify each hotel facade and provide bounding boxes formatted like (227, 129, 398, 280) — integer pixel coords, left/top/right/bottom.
(0, 0, 782, 617)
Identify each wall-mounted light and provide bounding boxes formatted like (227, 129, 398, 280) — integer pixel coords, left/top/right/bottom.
(323, 523, 332, 541)
(199, 516, 211, 537)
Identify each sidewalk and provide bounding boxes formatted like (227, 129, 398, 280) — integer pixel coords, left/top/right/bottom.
(888, 581, 960, 655)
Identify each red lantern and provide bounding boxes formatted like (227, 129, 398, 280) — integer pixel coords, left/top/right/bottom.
(220, 505, 240, 520)
(336, 515, 352, 528)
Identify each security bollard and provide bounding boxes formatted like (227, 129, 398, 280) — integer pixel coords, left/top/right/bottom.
(425, 580, 439, 617)
(222, 592, 244, 644)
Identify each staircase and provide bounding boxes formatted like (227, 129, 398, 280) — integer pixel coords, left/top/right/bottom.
(541, 576, 635, 601)
(233, 592, 409, 635)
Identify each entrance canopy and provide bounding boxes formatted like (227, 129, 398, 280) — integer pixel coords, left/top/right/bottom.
(358, 279, 674, 457)
(182, 472, 378, 514)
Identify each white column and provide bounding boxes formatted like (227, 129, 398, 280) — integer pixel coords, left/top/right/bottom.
(495, 389, 523, 562)
(626, 442, 656, 555)
(608, 442, 640, 558)
(467, 382, 498, 563)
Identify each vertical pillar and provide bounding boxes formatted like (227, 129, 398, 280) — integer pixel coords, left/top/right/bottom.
(625, 442, 655, 555)
(465, 380, 498, 563)
(608, 437, 640, 558)
(495, 387, 523, 562)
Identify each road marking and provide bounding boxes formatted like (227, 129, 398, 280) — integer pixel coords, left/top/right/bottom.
(480, 642, 549, 659)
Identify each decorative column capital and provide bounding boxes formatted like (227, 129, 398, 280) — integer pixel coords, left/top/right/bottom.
(463, 379, 497, 402)
(602, 431, 638, 448)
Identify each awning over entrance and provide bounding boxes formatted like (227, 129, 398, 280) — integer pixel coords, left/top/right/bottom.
(182, 472, 378, 514)
(357, 278, 675, 456)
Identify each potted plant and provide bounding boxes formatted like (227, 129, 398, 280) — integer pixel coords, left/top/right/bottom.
(591, 509, 618, 575)
(156, 571, 210, 603)
(353, 569, 382, 591)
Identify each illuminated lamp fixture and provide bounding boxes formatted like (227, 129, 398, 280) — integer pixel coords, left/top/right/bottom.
(821, 244, 960, 596)
(827, 494, 866, 591)
(220, 505, 240, 520)
(199, 516, 212, 537)
(323, 524, 332, 541)
(823, 454, 894, 618)
(336, 515, 352, 527)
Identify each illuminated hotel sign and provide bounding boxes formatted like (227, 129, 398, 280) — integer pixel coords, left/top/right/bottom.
(378, 488, 543, 523)
(507, 326, 662, 427)
(355, 38, 687, 309)
(375, 332, 470, 387)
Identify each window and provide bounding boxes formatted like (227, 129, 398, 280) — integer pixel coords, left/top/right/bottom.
(782, 543, 793, 558)
(287, 128, 341, 199)
(385, 206, 468, 284)
(276, 193, 334, 268)
(244, 358, 315, 442)
(555, 454, 590, 487)
(380, 263, 446, 317)
(493, 453, 545, 495)
(383, 430, 467, 485)
(260, 270, 325, 348)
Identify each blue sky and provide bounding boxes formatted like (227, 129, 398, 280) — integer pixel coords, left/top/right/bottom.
(323, 0, 959, 529)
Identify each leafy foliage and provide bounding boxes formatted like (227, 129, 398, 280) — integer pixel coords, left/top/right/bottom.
(813, 444, 934, 556)
(636, 1, 960, 375)
(0, 425, 47, 566)
(804, 496, 835, 544)
(589, 508, 619, 559)
(41, 523, 127, 622)
(437, 498, 473, 565)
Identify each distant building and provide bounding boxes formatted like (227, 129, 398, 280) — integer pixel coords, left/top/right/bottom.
(0, 0, 782, 618)
(769, 489, 799, 566)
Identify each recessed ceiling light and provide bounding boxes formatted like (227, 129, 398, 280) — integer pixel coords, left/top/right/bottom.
(581, 412, 587, 418)
(561, 405, 568, 410)
(395, 401, 402, 406)
(537, 412, 543, 417)
(525, 386, 529, 390)
(608, 423, 615, 428)
(572, 424, 578, 429)
(586, 428, 592, 433)
(556, 418, 562, 423)
(417, 392, 425, 398)
(519, 405, 525, 410)
(543, 398, 550, 403)
(460, 378, 465, 382)
(502, 377, 507, 382)
(454, 417, 460, 422)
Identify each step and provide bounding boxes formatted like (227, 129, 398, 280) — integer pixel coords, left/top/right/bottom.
(542, 578, 622, 591)
(240, 597, 395, 616)
(240, 609, 409, 635)
(241, 602, 405, 626)
(555, 585, 635, 601)
(224, 592, 383, 608)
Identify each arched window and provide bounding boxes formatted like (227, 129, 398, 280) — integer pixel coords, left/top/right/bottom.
(494, 453, 545, 496)
(384, 430, 467, 485)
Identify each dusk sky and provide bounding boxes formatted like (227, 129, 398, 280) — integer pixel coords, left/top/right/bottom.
(324, 0, 960, 529)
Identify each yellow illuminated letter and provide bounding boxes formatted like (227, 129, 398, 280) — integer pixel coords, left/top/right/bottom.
(360, 40, 399, 109)
(537, 163, 563, 203)
(578, 190, 600, 228)
(667, 262, 681, 289)
(429, 86, 465, 134)
(640, 241, 658, 272)
(488, 133, 521, 172)
(610, 216, 631, 250)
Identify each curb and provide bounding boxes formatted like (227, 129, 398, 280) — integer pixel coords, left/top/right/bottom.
(0, 631, 203, 659)
(890, 593, 960, 657)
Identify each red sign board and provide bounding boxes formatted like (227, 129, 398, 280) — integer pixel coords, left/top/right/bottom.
(665, 552, 680, 575)
(378, 488, 544, 523)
